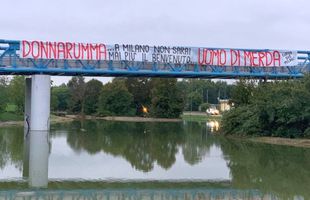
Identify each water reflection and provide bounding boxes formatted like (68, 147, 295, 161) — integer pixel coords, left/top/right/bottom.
(206, 120, 220, 132)
(0, 121, 309, 199)
(0, 126, 23, 176)
(22, 129, 30, 178)
(220, 139, 310, 199)
(63, 121, 215, 172)
(63, 120, 223, 170)
(27, 130, 50, 188)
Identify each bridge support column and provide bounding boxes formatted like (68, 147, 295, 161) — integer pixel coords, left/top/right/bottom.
(30, 75, 51, 131)
(24, 77, 32, 129)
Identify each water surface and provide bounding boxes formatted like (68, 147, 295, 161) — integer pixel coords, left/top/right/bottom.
(0, 120, 309, 199)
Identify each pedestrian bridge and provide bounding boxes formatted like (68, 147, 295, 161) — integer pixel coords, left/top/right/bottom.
(1, 39, 309, 79)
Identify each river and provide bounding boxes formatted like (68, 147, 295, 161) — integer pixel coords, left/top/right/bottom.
(0, 120, 309, 199)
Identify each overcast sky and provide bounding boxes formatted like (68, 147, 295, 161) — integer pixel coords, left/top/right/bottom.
(1, 0, 309, 85)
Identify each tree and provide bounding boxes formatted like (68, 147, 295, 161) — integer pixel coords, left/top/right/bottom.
(0, 76, 9, 112)
(178, 79, 234, 111)
(200, 102, 210, 112)
(97, 79, 135, 116)
(51, 84, 70, 111)
(222, 76, 310, 138)
(179, 79, 203, 111)
(124, 78, 152, 116)
(8, 76, 25, 113)
(84, 79, 103, 115)
(67, 77, 86, 114)
(51, 90, 58, 112)
(150, 78, 184, 118)
(187, 91, 203, 111)
(230, 79, 256, 106)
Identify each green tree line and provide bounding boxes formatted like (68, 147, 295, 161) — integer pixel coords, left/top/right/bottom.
(0, 76, 233, 119)
(222, 75, 310, 138)
(51, 77, 233, 118)
(52, 77, 185, 118)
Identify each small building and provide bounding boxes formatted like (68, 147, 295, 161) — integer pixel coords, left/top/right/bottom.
(218, 99, 231, 112)
(206, 104, 220, 115)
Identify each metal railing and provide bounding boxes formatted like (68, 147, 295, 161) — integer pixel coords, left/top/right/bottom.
(0, 40, 309, 79)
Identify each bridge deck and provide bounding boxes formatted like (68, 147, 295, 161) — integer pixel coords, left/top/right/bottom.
(1, 40, 309, 79)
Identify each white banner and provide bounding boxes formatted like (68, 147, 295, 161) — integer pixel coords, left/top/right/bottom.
(20, 40, 298, 67)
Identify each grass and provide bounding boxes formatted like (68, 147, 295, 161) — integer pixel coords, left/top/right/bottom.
(0, 112, 23, 122)
(5, 104, 18, 112)
(181, 114, 222, 122)
(0, 104, 23, 122)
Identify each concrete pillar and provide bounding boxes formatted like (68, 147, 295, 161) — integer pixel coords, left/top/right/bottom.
(24, 77, 32, 129)
(28, 131, 49, 188)
(30, 75, 51, 131)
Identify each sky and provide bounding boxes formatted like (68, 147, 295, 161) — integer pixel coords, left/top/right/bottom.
(1, 0, 309, 85)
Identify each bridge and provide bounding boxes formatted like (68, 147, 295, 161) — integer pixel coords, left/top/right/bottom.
(0, 39, 309, 132)
(1, 39, 309, 79)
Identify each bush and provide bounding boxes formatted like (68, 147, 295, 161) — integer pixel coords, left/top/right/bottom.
(221, 76, 310, 138)
(200, 103, 210, 112)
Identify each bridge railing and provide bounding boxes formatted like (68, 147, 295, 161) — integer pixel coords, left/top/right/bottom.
(0, 40, 309, 79)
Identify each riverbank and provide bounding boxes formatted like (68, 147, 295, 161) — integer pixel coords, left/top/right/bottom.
(0, 114, 75, 127)
(0, 112, 23, 122)
(0, 111, 218, 126)
(0, 114, 182, 127)
(65, 115, 182, 122)
(250, 137, 310, 148)
(65, 113, 220, 122)
(225, 135, 310, 149)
